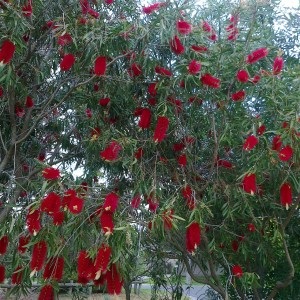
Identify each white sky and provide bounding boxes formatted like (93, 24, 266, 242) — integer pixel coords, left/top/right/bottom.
(280, 0, 299, 8)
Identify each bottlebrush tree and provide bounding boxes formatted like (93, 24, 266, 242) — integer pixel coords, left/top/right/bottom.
(0, 0, 299, 299)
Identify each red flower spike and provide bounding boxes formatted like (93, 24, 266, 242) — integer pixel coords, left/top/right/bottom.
(248, 223, 255, 232)
(94, 56, 107, 76)
(181, 185, 196, 210)
(202, 21, 217, 41)
(142, 2, 166, 14)
(60, 54, 76, 71)
(86, 108, 92, 118)
(105, 0, 114, 4)
(52, 211, 64, 225)
(98, 97, 110, 107)
(153, 116, 169, 143)
(279, 145, 293, 161)
(148, 97, 157, 106)
(22, 1, 32, 17)
(42, 167, 60, 180)
(176, 20, 192, 35)
(191, 45, 208, 53)
(257, 124, 266, 136)
(94, 244, 111, 279)
(0, 235, 9, 255)
(57, 33, 73, 46)
(0, 39, 16, 64)
(128, 63, 142, 77)
(246, 47, 269, 64)
(30, 241, 47, 272)
(15, 105, 25, 117)
(100, 141, 122, 162)
(80, 0, 89, 14)
(63, 189, 84, 214)
(232, 265, 243, 278)
(170, 36, 185, 55)
(18, 235, 30, 254)
(155, 66, 172, 77)
(38, 285, 54, 300)
(201, 73, 221, 89)
(147, 197, 159, 212)
(232, 240, 239, 252)
(0, 86, 3, 97)
(186, 222, 201, 253)
(217, 159, 233, 169)
(0, 265, 5, 283)
(41, 192, 61, 215)
(242, 173, 257, 195)
(272, 135, 282, 151)
(280, 182, 292, 210)
(26, 209, 41, 235)
(131, 194, 141, 208)
(177, 153, 187, 167)
(106, 264, 123, 295)
(134, 147, 143, 160)
(11, 266, 23, 285)
(25, 96, 34, 108)
(138, 108, 152, 129)
(232, 90, 246, 101)
(43, 256, 64, 281)
(162, 210, 174, 230)
(88, 8, 100, 19)
(273, 56, 284, 75)
(251, 75, 261, 84)
(243, 135, 258, 151)
(148, 82, 158, 96)
(173, 142, 185, 152)
(103, 192, 119, 212)
(236, 69, 249, 83)
(77, 250, 95, 282)
(100, 211, 114, 235)
(188, 60, 201, 75)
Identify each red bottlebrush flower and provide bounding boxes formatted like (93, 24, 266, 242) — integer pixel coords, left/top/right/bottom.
(186, 222, 201, 253)
(155, 65, 172, 77)
(100, 211, 114, 235)
(217, 159, 233, 169)
(0, 86, 3, 97)
(202, 21, 217, 41)
(138, 108, 152, 129)
(0, 39, 15, 64)
(86, 108, 92, 118)
(131, 194, 141, 208)
(25, 96, 34, 108)
(191, 45, 208, 53)
(41, 192, 61, 215)
(147, 196, 159, 212)
(22, 1, 32, 17)
(0, 265, 5, 283)
(153, 116, 169, 143)
(60, 54, 75, 71)
(148, 97, 157, 106)
(91, 127, 101, 140)
(106, 264, 123, 295)
(38, 285, 54, 300)
(148, 82, 158, 96)
(100, 141, 122, 162)
(103, 192, 119, 212)
(52, 211, 64, 225)
(279, 145, 293, 161)
(42, 167, 60, 180)
(0, 235, 9, 255)
(11, 266, 23, 285)
(18, 235, 30, 254)
(227, 28, 239, 41)
(134, 147, 143, 160)
(128, 63, 142, 77)
(15, 105, 25, 117)
(232, 240, 239, 252)
(242, 173, 256, 195)
(98, 97, 110, 107)
(246, 47, 269, 64)
(251, 75, 261, 84)
(243, 135, 258, 151)
(26, 209, 41, 235)
(88, 8, 100, 19)
(162, 210, 174, 230)
(257, 124, 266, 136)
(173, 142, 185, 152)
(57, 33, 73, 46)
(273, 56, 284, 75)
(38, 152, 46, 161)
(170, 36, 185, 55)
(177, 153, 187, 167)
(176, 20, 192, 35)
(142, 2, 165, 14)
(94, 83, 99, 91)
(280, 182, 292, 210)
(94, 56, 107, 76)
(105, 0, 114, 4)
(232, 265, 243, 278)
(43, 256, 64, 281)
(30, 241, 47, 272)
(94, 244, 111, 279)
(248, 223, 255, 232)
(80, 0, 89, 14)
(63, 189, 84, 214)
(232, 90, 246, 101)
(272, 135, 282, 151)
(236, 69, 249, 82)
(182, 186, 196, 210)
(201, 73, 221, 89)
(188, 60, 201, 75)
(77, 250, 95, 283)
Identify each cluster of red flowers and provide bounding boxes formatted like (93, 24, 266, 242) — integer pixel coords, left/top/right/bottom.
(243, 135, 258, 151)
(226, 15, 239, 41)
(246, 47, 269, 64)
(136, 107, 152, 129)
(100, 140, 123, 161)
(63, 189, 84, 214)
(0, 39, 15, 64)
(142, 2, 166, 14)
(201, 21, 217, 41)
(131, 194, 142, 208)
(0, 265, 5, 283)
(60, 54, 76, 71)
(94, 56, 107, 76)
(128, 62, 142, 77)
(280, 182, 292, 210)
(0, 235, 9, 255)
(30, 240, 48, 274)
(43, 256, 64, 281)
(153, 116, 169, 142)
(232, 265, 243, 278)
(186, 222, 201, 253)
(26, 209, 41, 235)
(201, 73, 221, 88)
(176, 20, 192, 35)
(273, 56, 284, 75)
(22, 0, 32, 17)
(170, 36, 185, 55)
(182, 185, 196, 209)
(231, 90, 246, 101)
(242, 173, 257, 195)
(42, 167, 60, 180)
(58, 33, 73, 46)
(79, 0, 100, 19)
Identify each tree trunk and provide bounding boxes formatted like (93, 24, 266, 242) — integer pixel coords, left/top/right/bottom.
(124, 282, 131, 300)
